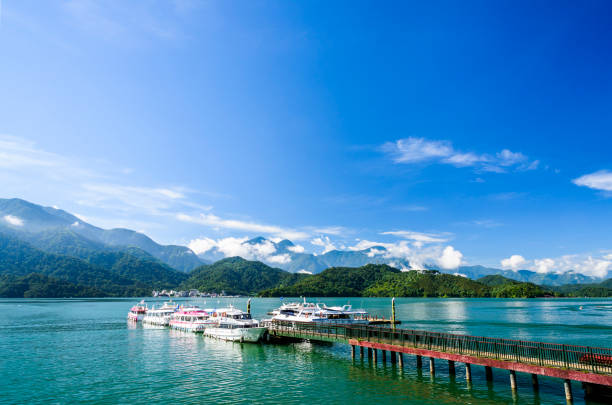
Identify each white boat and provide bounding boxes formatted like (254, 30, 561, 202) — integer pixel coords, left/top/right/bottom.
(127, 300, 147, 322)
(205, 307, 266, 343)
(169, 306, 215, 332)
(142, 301, 178, 326)
(269, 300, 369, 325)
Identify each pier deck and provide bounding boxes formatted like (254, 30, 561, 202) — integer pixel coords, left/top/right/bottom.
(266, 322, 612, 400)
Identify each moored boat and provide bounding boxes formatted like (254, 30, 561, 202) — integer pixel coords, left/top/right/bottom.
(205, 306, 266, 342)
(169, 306, 215, 332)
(127, 300, 147, 322)
(143, 300, 178, 326)
(268, 300, 369, 325)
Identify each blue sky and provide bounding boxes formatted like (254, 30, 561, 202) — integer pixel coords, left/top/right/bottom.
(1, 1, 612, 276)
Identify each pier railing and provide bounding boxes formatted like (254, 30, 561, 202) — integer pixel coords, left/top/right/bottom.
(268, 322, 612, 375)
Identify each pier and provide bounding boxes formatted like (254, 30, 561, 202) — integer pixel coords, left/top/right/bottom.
(266, 322, 612, 402)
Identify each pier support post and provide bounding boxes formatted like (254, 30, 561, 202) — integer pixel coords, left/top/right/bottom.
(564, 379, 573, 403)
(429, 357, 435, 375)
(448, 360, 455, 375)
(465, 363, 472, 381)
(367, 348, 372, 358)
(531, 374, 538, 389)
(382, 350, 387, 363)
(351, 345, 355, 360)
(373, 349, 378, 363)
(509, 370, 517, 391)
(485, 366, 493, 382)
(390, 351, 396, 364)
(360, 346, 364, 358)
(398, 353, 403, 368)
(416, 355, 422, 368)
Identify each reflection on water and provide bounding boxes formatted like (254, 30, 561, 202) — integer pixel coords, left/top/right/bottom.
(0, 297, 610, 404)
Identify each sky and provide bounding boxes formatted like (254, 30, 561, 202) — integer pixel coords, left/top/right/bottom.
(1, 1, 612, 276)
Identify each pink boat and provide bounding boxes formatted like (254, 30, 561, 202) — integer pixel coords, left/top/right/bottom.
(127, 301, 147, 322)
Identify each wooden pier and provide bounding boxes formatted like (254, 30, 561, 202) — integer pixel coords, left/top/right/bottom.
(266, 322, 612, 402)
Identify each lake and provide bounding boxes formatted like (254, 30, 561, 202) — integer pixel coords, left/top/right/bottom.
(1, 297, 610, 404)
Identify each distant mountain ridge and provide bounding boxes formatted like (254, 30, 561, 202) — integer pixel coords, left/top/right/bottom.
(0, 198, 608, 286)
(0, 198, 203, 272)
(197, 235, 606, 285)
(0, 232, 187, 297)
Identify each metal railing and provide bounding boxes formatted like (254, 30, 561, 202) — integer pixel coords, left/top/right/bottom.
(267, 321, 612, 375)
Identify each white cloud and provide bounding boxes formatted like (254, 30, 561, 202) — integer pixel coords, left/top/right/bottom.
(381, 230, 447, 245)
(443, 152, 486, 167)
(533, 258, 555, 274)
(382, 137, 453, 163)
(497, 149, 527, 166)
(311, 226, 345, 235)
(437, 246, 463, 269)
(501, 254, 527, 271)
(573, 170, 612, 192)
(3, 215, 24, 227)
(311, 236, 337, 254)
(267, 254, 292, 264)
(188, 237, 218, 255)
(382, 137, 538, 173)
(177, 213, 309, 240)
(348, 238, 464, 271)
(188, 236, 288, 264)
(297, 269, 313, 275)
(287, 245, 305, 253)
(497, 253, 612, 278)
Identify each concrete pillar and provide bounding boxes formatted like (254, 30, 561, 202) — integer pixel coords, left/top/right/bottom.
(390, 351, 397, 364)
(429, 357, 435, 375)
(373, 349, 378, 362)
(564, 379, 573, 403)
(351, 345, 355, 360)
(465, 363, 472, 381)
(485, 366, 493, 382)
(416, 355, 422, 368)
(448, 360, 455, 375)
(509, 370, 517, 391)
(360, 346, 364, 358)
(382, 350, 387, 363)
(531, 374, 539, 389)
(398, 352, 404, 368)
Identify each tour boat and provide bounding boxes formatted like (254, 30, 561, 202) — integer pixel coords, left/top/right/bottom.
(142, 301, 178, 326)
(269, 300, 369, 325)
(127, 300, 147, 322)
(169, 306, 215, 332)
(204, 307, 267, 343)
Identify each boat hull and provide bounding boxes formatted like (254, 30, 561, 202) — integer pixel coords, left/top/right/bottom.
(127, 313, 144, 322)
(205, 327, 267, 342)
(142, 316, 171, 326)
(169, 320, 214, 333)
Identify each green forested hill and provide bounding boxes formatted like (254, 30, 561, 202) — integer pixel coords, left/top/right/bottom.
(364, 270, 491, 297)
(260, 266, 561, 298)
(259, 264, 399, 297)
(0, 232, 187, 297)
(0, 274, 104, 298)
(181, 257, 307, 295)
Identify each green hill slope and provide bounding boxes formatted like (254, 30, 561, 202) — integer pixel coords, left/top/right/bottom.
(0, 232, 187, 297)
(181, 257, 307, 295)
(259, 264, 399, 297)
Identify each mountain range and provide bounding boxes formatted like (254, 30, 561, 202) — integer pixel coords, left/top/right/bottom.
(197, 236, 606, 286)
(0, 198, 203, 272)
(0, 198, 608, 294)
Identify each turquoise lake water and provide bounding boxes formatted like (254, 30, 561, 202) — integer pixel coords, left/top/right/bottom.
(1, 297, 610, 404)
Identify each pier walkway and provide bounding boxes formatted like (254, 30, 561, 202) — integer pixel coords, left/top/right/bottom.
(266, 322, 612, 401)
